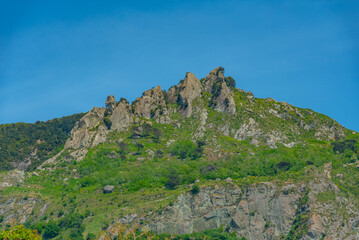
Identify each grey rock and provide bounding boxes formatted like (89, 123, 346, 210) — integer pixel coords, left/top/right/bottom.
(103, 185, 115, 194)
(177, 72, 203, 117)
(133, 86, 167, 119)
(105, 95, 116, 114)
(110, 99, 133, 131)
(65, 107, 106, 149)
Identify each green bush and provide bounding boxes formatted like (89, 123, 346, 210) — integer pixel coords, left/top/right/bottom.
(43, 221, 60, 239)
(0, 225, 42, 240)
(191, 184, 200, 194)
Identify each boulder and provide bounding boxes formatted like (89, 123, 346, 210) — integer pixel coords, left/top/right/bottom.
(103, 185, 115, 194)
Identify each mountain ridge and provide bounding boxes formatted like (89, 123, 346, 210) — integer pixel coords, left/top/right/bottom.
(0, 67, 358, 240)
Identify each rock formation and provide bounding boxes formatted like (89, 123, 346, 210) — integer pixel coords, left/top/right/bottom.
(132, 86, 167, 119)
(177, 72, 203, 117)
(105, 95, 116, 114)
(110, 99, 133, 131)
(65, 107, 106, 149)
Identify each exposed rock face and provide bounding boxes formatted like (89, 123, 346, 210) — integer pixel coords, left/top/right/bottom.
(166, 86, 178, 104)
(133, 86, 166, 119)
(105, 95, 116, 114)
(0, 170, 25, 189)
(110, 99, 133, 131)
(212, 81, 236, 115)
(65, 107, 106, 149)
(142, 163, 359, 240)
(147, 183, 303, 239)
(234, 118, 262, 144)
(177, 72, 203, 117)
(0, 197, 43, 224)
(202, 67, 236, 115)
(203, 67, 225, 92)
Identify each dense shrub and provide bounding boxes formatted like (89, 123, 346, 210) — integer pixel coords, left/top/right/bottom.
(42, 221, 60, 239)
(0, 225, 42, 240)
(191, 184, 200, 194)
(332, 139, 357, 153)
(170, 140, 204, 160)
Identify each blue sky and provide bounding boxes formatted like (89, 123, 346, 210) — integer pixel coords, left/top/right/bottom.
(0, 0, 358, 131)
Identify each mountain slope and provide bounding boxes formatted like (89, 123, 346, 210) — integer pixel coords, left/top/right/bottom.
(0, 113, 84, 171)
(0, 67, 358, 240)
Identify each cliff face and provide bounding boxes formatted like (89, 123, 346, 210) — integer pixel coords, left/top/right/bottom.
(106, 163, 359, 240)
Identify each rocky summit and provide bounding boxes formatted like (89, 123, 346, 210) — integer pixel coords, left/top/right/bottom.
(0, 67, 358, 240)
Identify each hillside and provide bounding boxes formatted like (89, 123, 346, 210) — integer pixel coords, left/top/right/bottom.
(0, 67, 358, 240)
(0, 113, 84, 171)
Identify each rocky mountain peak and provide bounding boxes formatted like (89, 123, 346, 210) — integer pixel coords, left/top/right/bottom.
(105, 95, 116, 114)
(203, 67, 225, 92)
(132, 85, 166, 119)
(177, 72, 203, 117)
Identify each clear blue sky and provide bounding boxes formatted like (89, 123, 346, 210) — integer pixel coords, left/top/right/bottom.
(1, 0, 358, 131)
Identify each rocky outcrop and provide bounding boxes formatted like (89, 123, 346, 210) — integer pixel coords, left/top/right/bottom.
(65, 107, 106, 149)
(203, 67, 236, 115)
(110, 99, 133, 131)
(177, 72, 203, 117)
(203, 67, 225, 93)
(105, 163, 359, 240)
(234, 118, 262, 145)
(212, 81, 236, 115)
(105, 95, 116, 114)
(0, 170, 25, 189)
(132, 86, 167, 119)
(147, 183, 303, 239)
(0, 197, 43, 224)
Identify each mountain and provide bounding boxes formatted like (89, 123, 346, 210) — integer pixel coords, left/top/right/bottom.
(0, 67, 358, 240)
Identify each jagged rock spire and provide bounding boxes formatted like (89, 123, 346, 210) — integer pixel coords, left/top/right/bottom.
(177, 72, 203, 117)
(203, 67, 225, 92)
(202, 67, 236, 115)
(105, 95, 116, 114)
(132, 85, 167, 119)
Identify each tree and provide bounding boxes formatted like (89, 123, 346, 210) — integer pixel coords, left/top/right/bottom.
(86, 233, 96, 240)
(166, 166, 182, 189)
(191, 184, 200, 194)
(135, 142, 144, 154)
(153, 128, 162, 142)
(0, 225, 42, 240)
(42, 221, 60, 239)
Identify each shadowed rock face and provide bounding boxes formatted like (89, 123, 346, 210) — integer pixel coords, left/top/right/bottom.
(211, 81, 236, 115)
(203, 67, 225, 92)
(203, 67, 236, 115)
(105, 95, 116, 114)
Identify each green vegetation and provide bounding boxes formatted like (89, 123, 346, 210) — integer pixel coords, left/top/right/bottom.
(0, 74, 358, 239)
(0, 224, 42, 240)
(0, 113, 84, 171)
(285, 189, 310, 240)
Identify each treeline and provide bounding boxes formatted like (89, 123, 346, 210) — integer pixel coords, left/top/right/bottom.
(0, 113, 84, 171)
